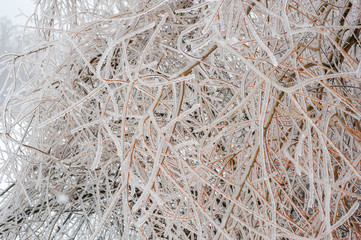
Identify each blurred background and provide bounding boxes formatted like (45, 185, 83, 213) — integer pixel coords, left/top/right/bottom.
(0, 0, 34, 191)
(0, 0, 34, 54)
(0, 0, 34, 102)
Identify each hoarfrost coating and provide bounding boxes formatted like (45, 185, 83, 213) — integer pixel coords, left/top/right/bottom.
(0, 0, 360, 239)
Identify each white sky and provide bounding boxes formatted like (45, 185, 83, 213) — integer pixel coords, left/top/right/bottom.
(0, 0, 35, 25)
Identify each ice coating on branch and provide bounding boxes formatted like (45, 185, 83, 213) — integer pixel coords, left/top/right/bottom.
(283, 146, 301, 176)
(296, 133, 306, 157)
(226, 37, 238, 44)
(357, 61, 361, 76)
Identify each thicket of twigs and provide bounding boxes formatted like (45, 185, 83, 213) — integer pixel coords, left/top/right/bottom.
(0, 0, 360, 239)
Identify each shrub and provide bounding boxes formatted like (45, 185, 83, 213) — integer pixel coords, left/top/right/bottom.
(0, 0, 360, 239)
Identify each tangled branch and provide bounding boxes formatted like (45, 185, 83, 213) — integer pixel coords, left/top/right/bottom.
(0, 0, 360, 239)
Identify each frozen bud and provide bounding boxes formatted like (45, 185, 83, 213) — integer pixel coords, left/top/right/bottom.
(57, 193, 69, 204)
